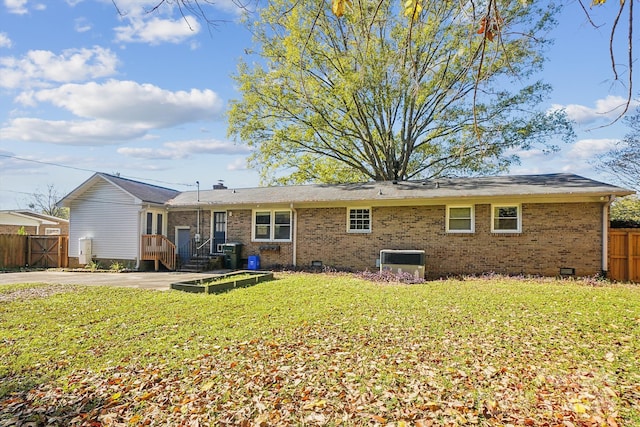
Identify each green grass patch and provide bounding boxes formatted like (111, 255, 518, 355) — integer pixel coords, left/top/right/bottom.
(1, 274, 638, 425)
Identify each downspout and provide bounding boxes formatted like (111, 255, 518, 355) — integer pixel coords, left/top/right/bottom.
(196, 181, 200, 240)
(602, 195, 615, 276)
(135, 208, 144, 270)
(291, 203, 297, 267)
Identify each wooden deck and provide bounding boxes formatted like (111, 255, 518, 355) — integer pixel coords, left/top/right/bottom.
(141, 234, 176, 271)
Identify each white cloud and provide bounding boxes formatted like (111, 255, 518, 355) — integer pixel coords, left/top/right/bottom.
(30, 80, 223, 127)
(0, 32, 12, 48)
(104, 0, 244, 18)
(5, 0, 28, 14)
(1, 80, 224, 145)
(567, 138, 619, 160)
(0, 46, 118, 89)
(118, 139, 250, 160)
(74, 17, 92, 33)
(114, 17, 201, 45)
(0, 118, 149, 145)
(227, 157, 249, 171)
(551, 96, 640, 125)
(164, 140, 250, 155)
(509, 148, 546, 160)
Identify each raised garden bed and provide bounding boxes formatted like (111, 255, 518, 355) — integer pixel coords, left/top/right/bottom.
(170, 270, 274, 294)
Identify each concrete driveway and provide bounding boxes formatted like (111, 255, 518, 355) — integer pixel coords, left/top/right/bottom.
(0, 270, 229, 291)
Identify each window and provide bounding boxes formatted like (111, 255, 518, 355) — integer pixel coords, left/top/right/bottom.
(146, 212, 153, 234)
(44, 228, 61, 235)
(492, 204, 521, 233)
(274, 211, 291, 240)
(348, 208, 371, 233)
(156, 213, 163, 235)
(253, 210, 291, 241)
(447, 206, 474, 233)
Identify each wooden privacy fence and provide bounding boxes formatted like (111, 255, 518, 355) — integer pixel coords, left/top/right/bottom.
(608, 229, 640, 283)
(0, 234, 28, 268)
(0, 234, 69, 269)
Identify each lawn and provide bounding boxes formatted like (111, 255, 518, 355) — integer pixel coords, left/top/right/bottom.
(0, 274, 638, 426)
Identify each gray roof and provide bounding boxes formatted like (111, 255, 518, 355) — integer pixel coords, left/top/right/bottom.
(98, 173, 180, 204)
(58, 173, 180, 207)
(167, 173, 634, 207)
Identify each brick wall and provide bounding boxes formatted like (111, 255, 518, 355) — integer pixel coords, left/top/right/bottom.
(167, 210, 211, 244)
(166, 202, 603, 277)
(0, 225, 37, 234)
(227, 210, 293, 266)
(295, 203, 603, 277)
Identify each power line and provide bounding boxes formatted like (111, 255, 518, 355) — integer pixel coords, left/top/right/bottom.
(0, 153, 196, 188)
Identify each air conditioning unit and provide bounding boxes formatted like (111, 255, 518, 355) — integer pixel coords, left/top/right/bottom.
(380, 249, 425, 278)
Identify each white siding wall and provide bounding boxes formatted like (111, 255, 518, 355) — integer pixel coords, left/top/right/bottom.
(69, 180, 140, 260)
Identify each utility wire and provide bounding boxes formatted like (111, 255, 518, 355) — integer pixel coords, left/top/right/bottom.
(0, 153, 197, 188)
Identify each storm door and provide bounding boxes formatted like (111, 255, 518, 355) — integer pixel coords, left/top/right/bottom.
(212, 212, 226, 254)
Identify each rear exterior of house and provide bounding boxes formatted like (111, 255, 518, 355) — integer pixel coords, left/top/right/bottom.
(59, 173, 633, 277)
(165, 174, 634, 278)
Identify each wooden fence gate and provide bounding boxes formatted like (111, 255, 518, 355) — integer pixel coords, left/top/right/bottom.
(608, 229, 640, 282)
(28, 235, 69, 268)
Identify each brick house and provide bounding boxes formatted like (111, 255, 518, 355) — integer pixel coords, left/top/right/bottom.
(165, 173, 633, 278)
(0, 210, 69, 235)
(61, 173, 634, 277)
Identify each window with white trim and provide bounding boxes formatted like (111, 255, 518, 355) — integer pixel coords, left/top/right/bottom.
(253, 210, 292, 241)
(44, 228, 61, 235)
(348, 208, 371, 233)
(492, 204, 521, 233)
(446, 206, 474, 233)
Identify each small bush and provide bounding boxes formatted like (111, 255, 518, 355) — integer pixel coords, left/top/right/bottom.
(109, 261, 126, 272)
(84, 260, 101, 272)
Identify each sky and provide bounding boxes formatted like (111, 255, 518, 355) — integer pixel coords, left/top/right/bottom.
(0, 0, 638, 211)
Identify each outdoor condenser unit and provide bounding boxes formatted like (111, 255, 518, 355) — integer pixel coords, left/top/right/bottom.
(379, 249, 426, 278)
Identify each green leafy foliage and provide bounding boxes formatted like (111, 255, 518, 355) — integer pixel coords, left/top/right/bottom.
(228, 0, 574, 184)
(1, 274, 638, 425)
(610, 195, 640, 228)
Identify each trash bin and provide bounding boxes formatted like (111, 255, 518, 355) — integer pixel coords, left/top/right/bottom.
(222, 242, 242, 269)
(247, 255, 260, 271)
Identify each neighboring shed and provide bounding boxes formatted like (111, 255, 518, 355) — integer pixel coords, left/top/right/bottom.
(57, 173, 180, 269)
(0, 210, 69, 235)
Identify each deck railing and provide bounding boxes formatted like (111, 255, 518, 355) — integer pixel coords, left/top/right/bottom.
(141, 234, 176, 271)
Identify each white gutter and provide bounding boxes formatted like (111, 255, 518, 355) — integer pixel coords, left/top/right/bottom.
(602, 195, 615, 274)
(136, 208, 144, 270)
(291, 203, 297, 267)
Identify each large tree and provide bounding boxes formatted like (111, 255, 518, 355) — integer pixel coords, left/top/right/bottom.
(598, 106, 640, 190)
(227, 0, 573, 184)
